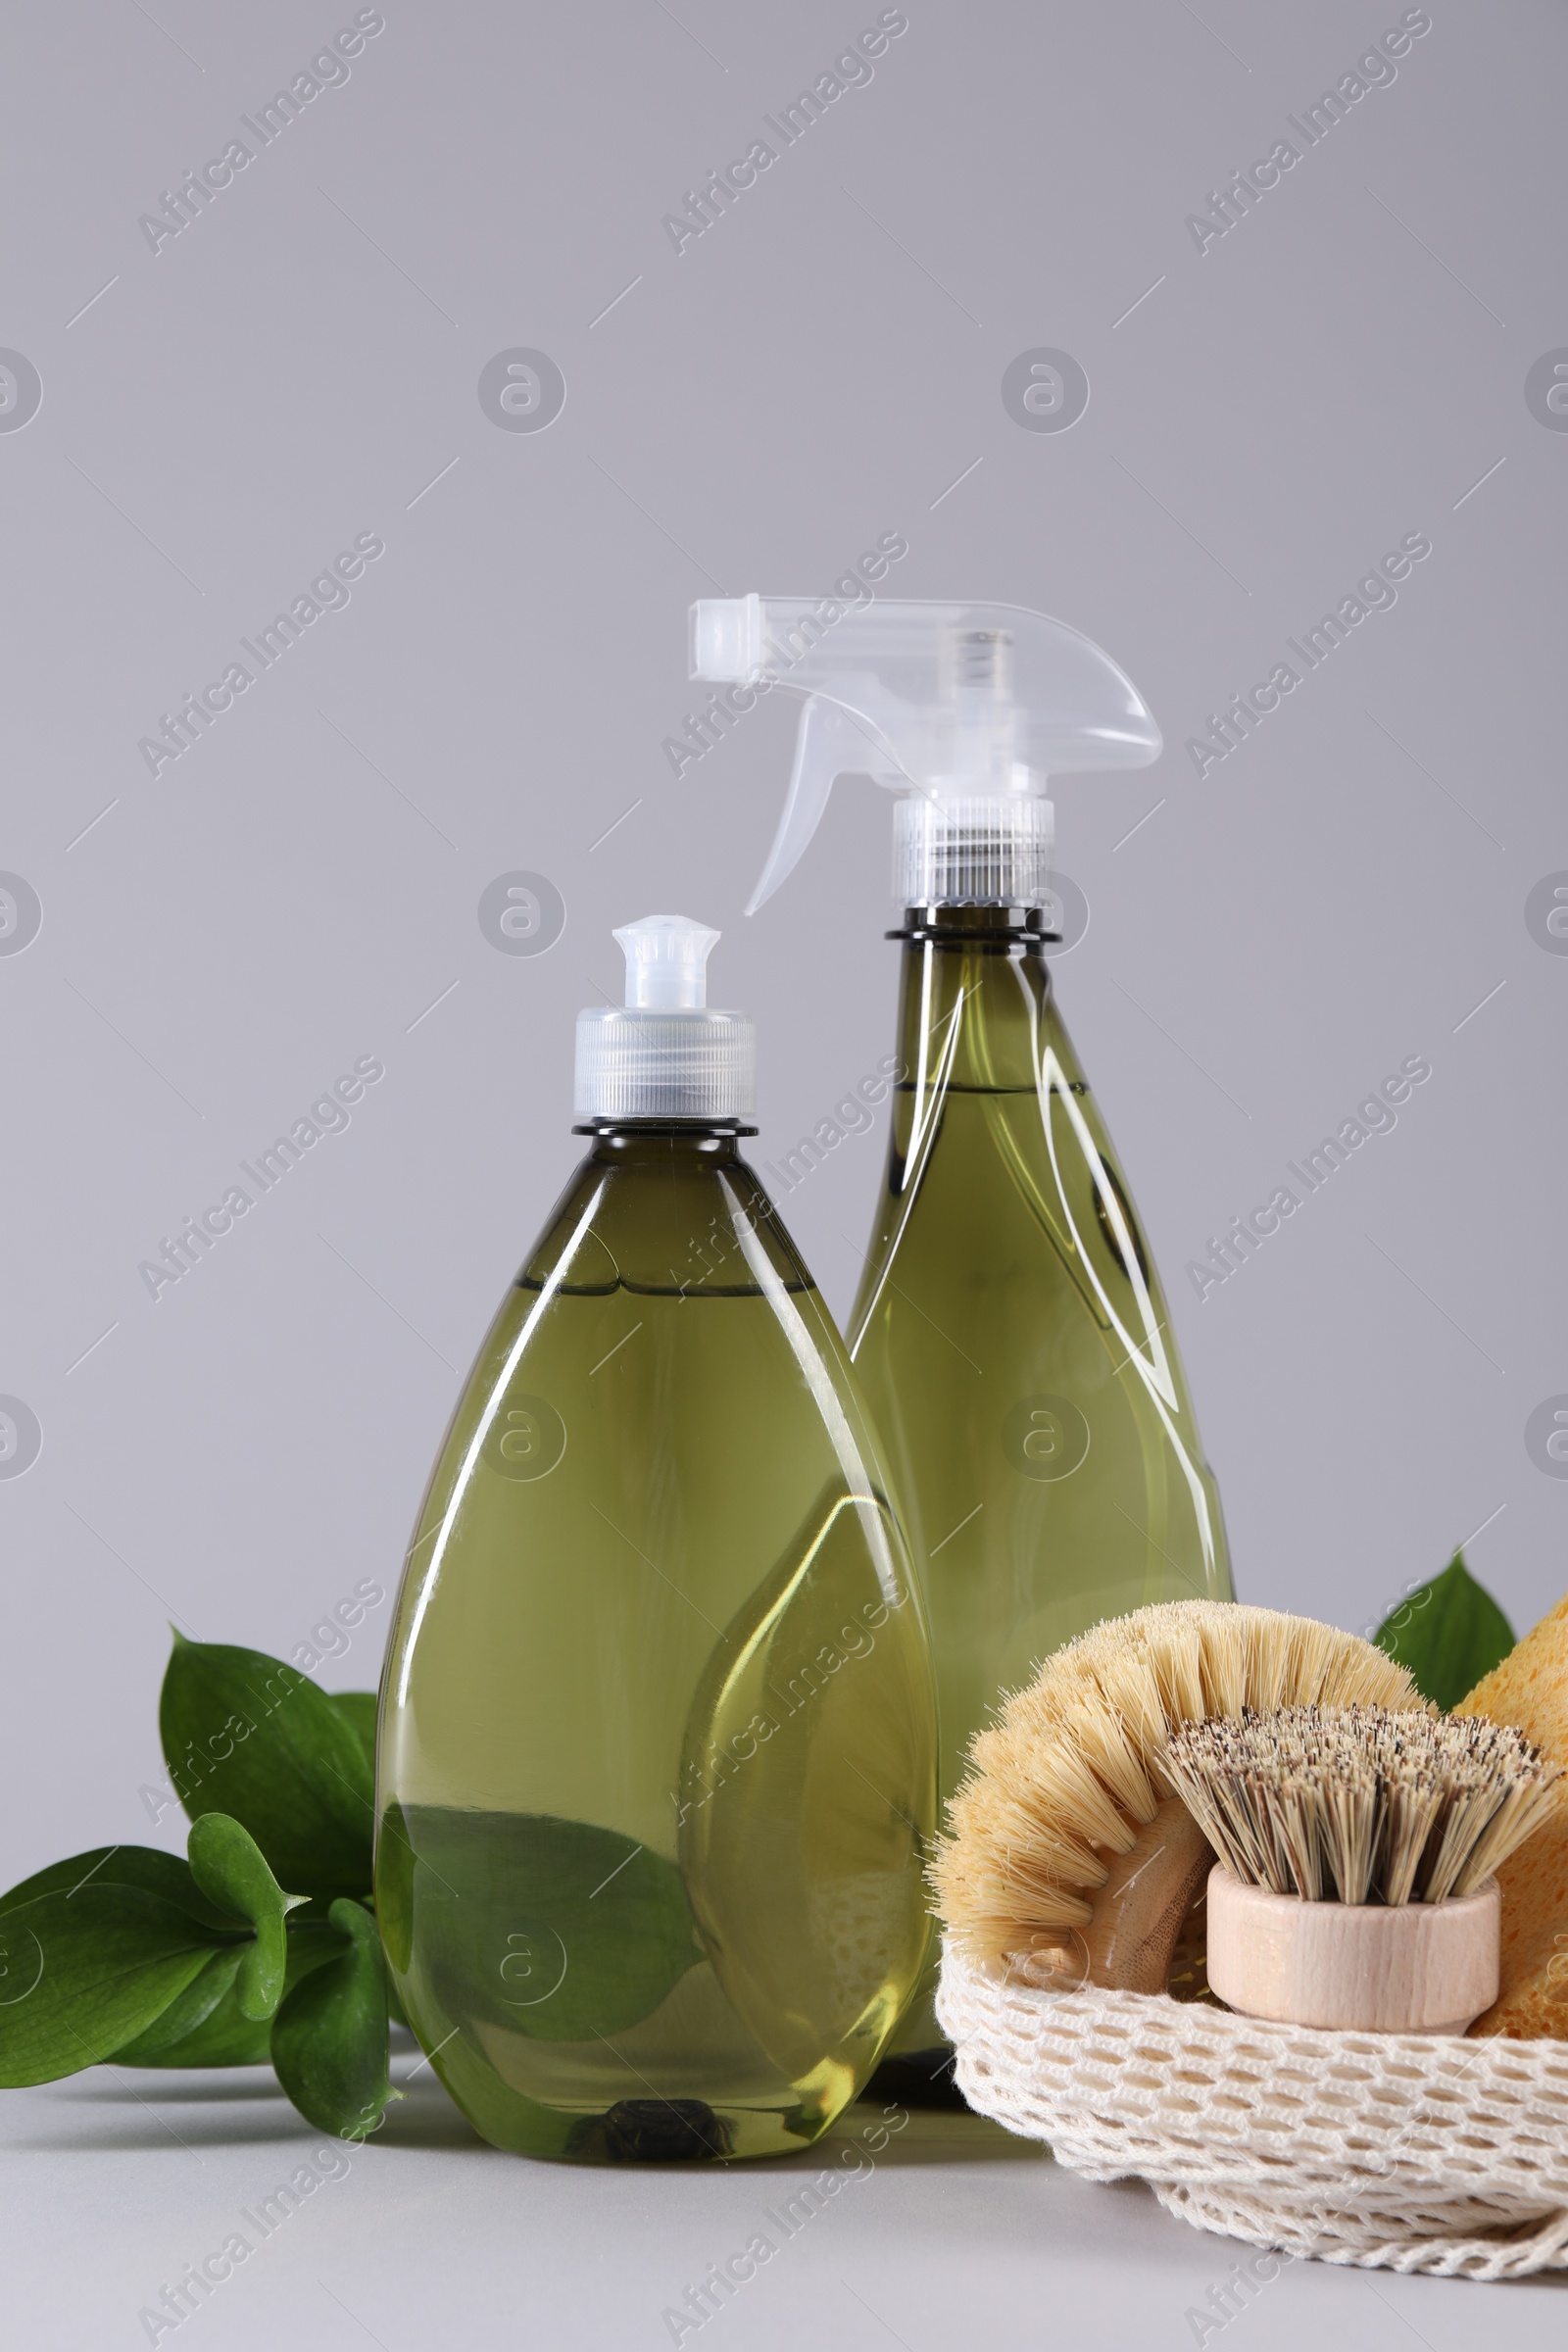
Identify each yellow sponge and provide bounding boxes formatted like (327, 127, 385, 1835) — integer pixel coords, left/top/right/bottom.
(1458, 1594, 1568, 2038)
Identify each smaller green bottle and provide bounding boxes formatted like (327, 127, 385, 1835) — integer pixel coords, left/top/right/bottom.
(376, 915, 936, 2161)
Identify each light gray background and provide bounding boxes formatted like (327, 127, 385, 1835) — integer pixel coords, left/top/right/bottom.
(2, 3, 1565, 2343)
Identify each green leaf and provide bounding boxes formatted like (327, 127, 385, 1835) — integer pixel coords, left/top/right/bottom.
(270, 1898, 394, 2139)
(160, 1636, 373, 1897)
(187, 1813, 303, 2022)
(0, 1845, 232, 1933)
(382, 1805, 703, 2044)
(111, 1920, 344, 2069)
(0, 1887, 223, 2085)
(1374, 1549, 1517, 1712)
(331, 1692, 378, 1775)
(108, 1947, 247, 2061)
(0, 1844, 262, 2072)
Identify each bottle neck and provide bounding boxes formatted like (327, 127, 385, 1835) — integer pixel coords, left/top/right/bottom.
(571, 1122, 756, 1165)
(889, 907, 1061, 1095)
(890, 903, 1054, 945)
(532, 1122, 811, 1298)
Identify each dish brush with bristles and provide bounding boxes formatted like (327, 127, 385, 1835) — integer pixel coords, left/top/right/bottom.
(1165, 1704, 1563, 1907)
(931, 1599, 1422, 1991)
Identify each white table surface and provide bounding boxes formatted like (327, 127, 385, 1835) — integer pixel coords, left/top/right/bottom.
(4, 2040, 1563, 2350)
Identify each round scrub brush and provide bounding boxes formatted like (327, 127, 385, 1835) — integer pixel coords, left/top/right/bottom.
(931, 1599, 1422, 1994)
(1168, 1705, 1563, 2034)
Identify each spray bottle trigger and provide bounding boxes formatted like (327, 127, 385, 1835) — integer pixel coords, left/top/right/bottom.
(746, 696, 901, 917)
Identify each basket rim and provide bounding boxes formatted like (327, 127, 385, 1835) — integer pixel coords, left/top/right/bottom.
(936, 1936, 1568, 2068)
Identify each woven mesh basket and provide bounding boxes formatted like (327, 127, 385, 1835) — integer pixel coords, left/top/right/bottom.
(937, 1941, 1568, 2279)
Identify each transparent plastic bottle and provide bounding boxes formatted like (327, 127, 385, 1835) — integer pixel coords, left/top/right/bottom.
(688, 602, 1235, 2071)
(376, 920, 935, 2160)
(852, 906, 1231, 1806)
(843, 912, 1233, 2072)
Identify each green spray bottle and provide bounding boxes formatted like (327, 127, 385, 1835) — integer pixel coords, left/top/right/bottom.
(691, 600, 1233, 2074)
(377, 914, 936, 2158)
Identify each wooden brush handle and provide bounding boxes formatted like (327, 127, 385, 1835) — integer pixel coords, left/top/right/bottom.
(1083, 1798, 1212, 1994)
(1206, 1864, 1501, 2033)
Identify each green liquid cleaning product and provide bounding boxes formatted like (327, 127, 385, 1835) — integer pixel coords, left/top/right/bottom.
(690, 599, 1233, 2073)
(377, 915, 936, 2160)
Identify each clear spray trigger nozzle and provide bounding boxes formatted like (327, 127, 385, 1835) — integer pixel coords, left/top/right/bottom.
(691, 596, 1161, 912)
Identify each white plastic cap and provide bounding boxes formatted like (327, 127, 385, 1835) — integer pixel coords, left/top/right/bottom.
(614, 913, 719, 1008)
(574, 914, 756, 1122)
(893, 794, 1054, 910)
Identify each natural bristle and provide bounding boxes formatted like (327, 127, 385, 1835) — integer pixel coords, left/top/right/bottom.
(931, 1600, 1423, 1973)
(1166, 1705, 1563, 1907)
